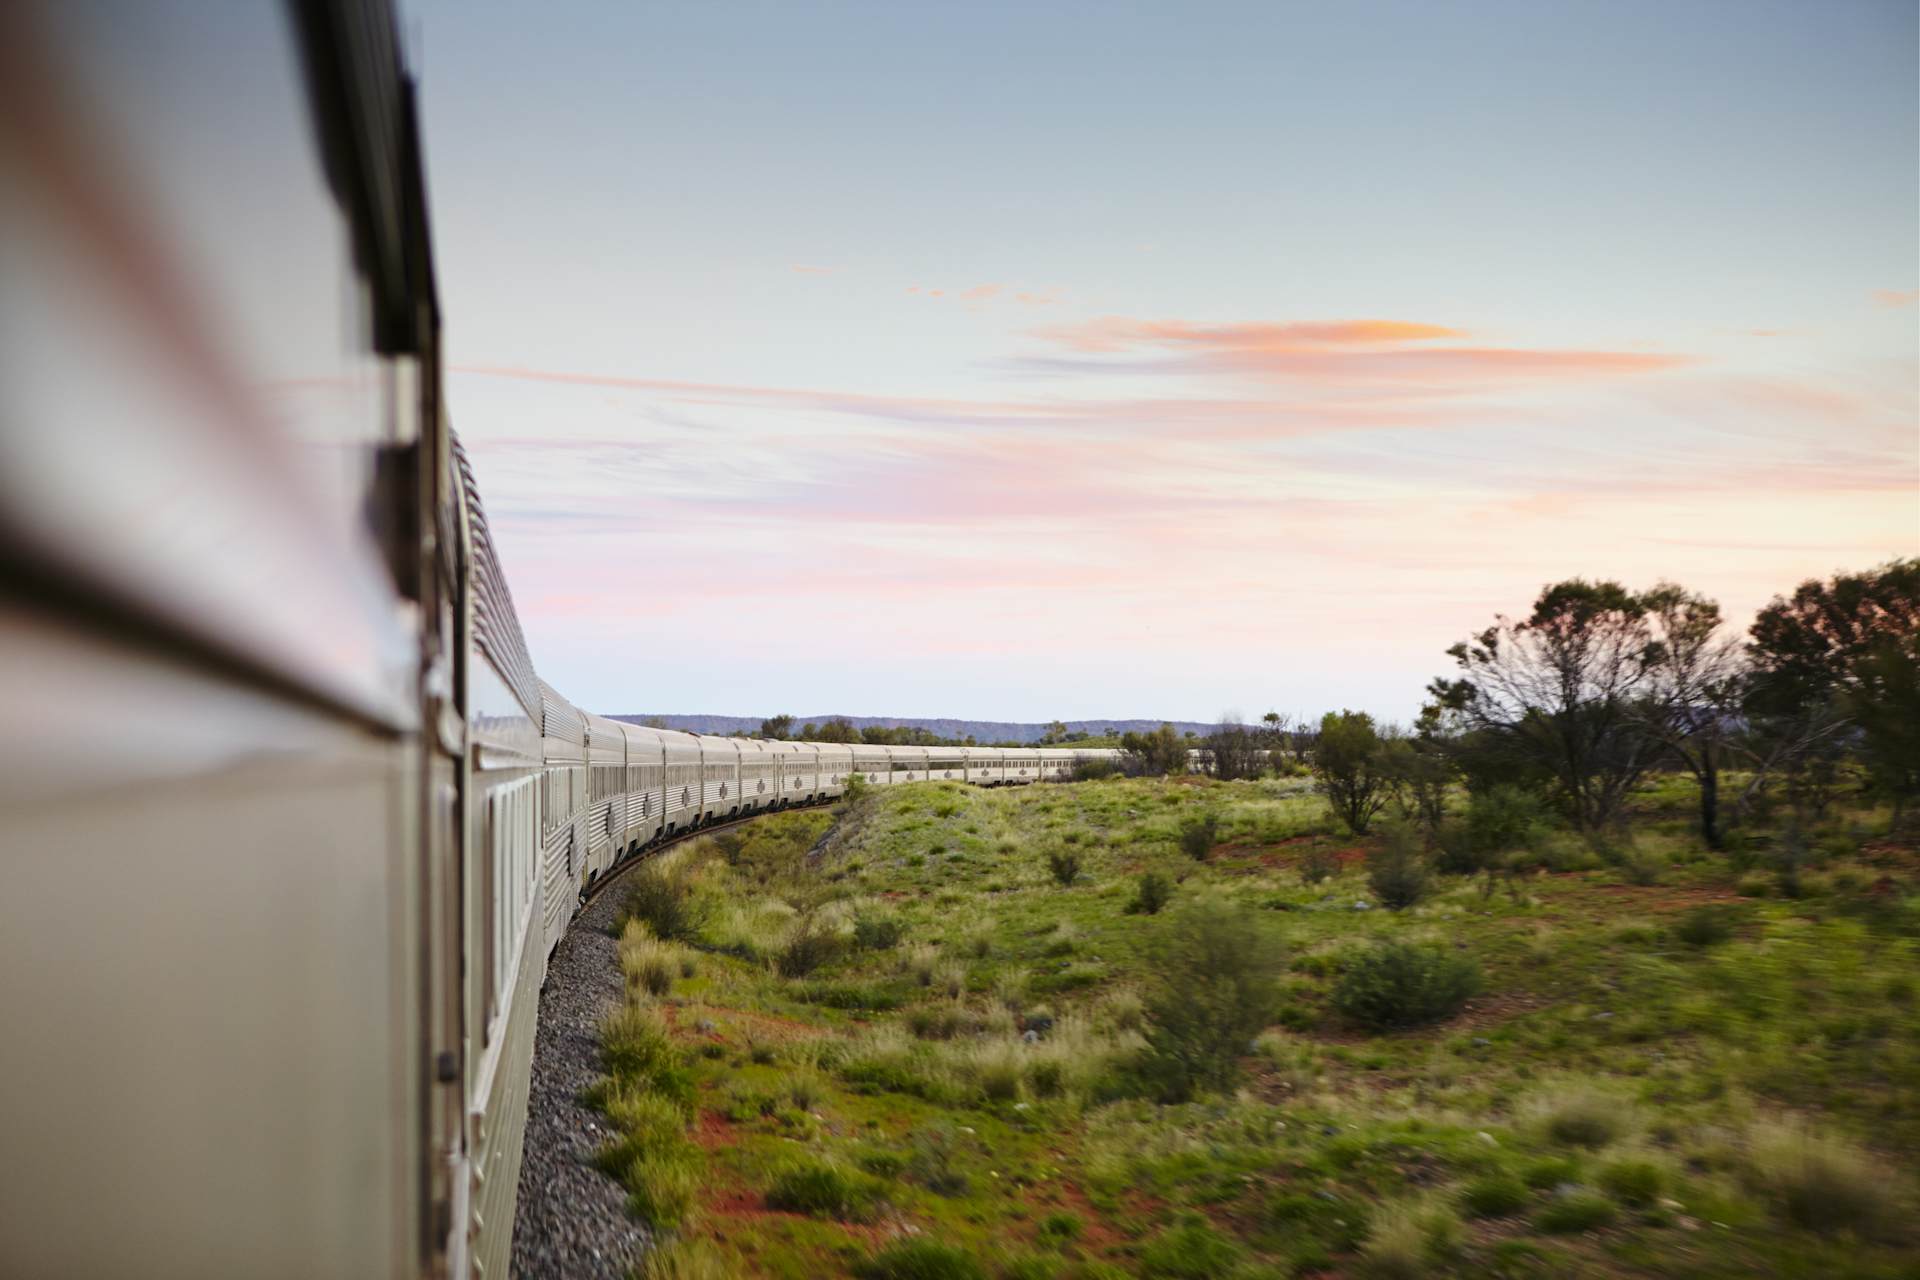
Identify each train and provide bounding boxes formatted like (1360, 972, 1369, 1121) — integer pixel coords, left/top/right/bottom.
(0, 4, 1116, 1276)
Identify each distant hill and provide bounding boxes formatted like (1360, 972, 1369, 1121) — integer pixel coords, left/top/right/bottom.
(607, 714, 1218, 744)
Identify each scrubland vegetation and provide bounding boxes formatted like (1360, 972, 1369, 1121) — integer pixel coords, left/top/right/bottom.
(590, 562, 1918, 1276)
(590, 774, 1917, 1278)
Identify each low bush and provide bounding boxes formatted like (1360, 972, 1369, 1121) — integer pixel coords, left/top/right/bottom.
(907, 1125, 971, 1196)
(619, 864, 703, 942)
(1674, 904, 1738, 948)
(639, 1238, 729, 1280)
(1332, 941, 1480, 1030)
(765, 1157, 885, 1221)
(1597, 1158, 1665, 1207)
(624, 1150, 700, 1227)
(1139, 1218, 1245, 1279)
(1359, 1203, 1461, 1279)
(1298, 844, 1340, 884)
(1037, 1211, 1083, 1244)
(1748, 1122, 1898, 1237)
(1126, 871, 1173, 915)
(1459, 1172, 1530, 1218)
(1542, 1089, 1629, 1149)
(856, 1240, 986, 1280)
(1367, 825, 1432, 910)
(776, 920, 846, 978)
(906, 1003, 965, 1040)
(1137, 899, 1284, 1100)
(1533, 1190, 1616, 1233)
(853, 914, 904, 950)
(620, 930, 683, 998)
(1179, 813, 1220, 861)
(1047, 847, 1082, 886)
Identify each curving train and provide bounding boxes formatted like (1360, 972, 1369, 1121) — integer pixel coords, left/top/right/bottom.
(0, 4, 1114, 1276)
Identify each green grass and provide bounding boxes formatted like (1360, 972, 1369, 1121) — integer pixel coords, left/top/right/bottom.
(588, 775, 1920, 1276)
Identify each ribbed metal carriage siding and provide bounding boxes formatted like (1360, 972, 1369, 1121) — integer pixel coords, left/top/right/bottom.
(538, 681, 588, 956)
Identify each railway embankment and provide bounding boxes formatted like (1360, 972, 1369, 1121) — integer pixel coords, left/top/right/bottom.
(510, 886, 648, 1279)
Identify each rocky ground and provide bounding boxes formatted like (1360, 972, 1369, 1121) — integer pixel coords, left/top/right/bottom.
(509, 885, 647, 1280)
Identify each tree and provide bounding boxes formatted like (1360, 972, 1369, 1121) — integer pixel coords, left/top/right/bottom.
(1637, 584, 1745, 849)
(1379, 716, 1454, 837)
(1120, 723, 1188, 775)
(1202, 717, 1263, 781)
(1042, 719, 1070, 745)
(812, 718, 859, 743)
(758, 713, 795, 740)
(1747, 559, 1920, 822)
(1429, 580, 1664, 833)
(1315, 709, 1391, 834)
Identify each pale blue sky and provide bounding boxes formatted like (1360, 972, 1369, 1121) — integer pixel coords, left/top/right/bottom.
(412, 0, 1918, 723)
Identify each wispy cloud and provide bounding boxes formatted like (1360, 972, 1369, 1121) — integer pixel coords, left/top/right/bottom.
(1028, 314, 1689, 384)
(1873, 288, 1919, 308)
(1035, 317, 1466, 353)
(790, 264, 836, 275)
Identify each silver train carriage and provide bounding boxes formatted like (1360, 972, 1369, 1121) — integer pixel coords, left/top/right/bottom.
(0, 3, 1119, 1276)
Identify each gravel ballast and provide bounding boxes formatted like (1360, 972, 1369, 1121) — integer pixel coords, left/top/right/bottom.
(510, 883, 648, 1279)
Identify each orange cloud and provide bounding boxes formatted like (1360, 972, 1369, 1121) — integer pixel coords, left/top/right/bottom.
(1028, 314, 1687, 383)
(1873, 288, 1919, 308)
(960, 283, 1003, 301)
(790, 264, 835, 275)
(1036, 316, 1465, 353)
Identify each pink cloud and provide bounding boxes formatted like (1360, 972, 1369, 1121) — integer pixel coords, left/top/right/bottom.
(790, 264, 836, 275)
(1029, 314, 1687, 383)
(1872, 288, 1918, 308)
(1036, 317, 1465, 353)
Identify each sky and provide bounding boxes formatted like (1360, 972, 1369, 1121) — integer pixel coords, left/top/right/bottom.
(410, 0, 1919, 724)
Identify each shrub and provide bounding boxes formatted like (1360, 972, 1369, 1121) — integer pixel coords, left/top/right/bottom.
(856, 1240, 986, 1280)
(602, 1005, 680, 1083)
(788, 1071, 823, 1112)
(1533, 1190, 1616, 1233)
(1748, 1122, 1898, 1237)
(620, 932, 681, 998)
(1047, 847, 1082, 886)
(1179, 813, 1220, 861)
(1125, 871, 1173, 915)
(597, 1086, 689, 1168)
(906, 1003, 965, 1040)
(1460, 1172, 1530, 1218)
(1358, 1203, 1461, 1279)
(1367, 825, 1431, 909)
(1037, 1211, 1083, 1244)
(619, 864, 703, 941)
(640, 1238, 729, 1280)
(855, 1148, 907, 1179)
(1332, 941, 1480, 1030)
(904, 944, 940, 985)
(853, 914, 904, 950)
(1597, 1158, 1665, 1207)
(1521, 1156, 1581, 1189)
(907, 1125, 970, 1196)
(1139, 1218, 1245, 1279)
(1137, 899, 1284, 1100)
(930, 962, 967, 999)
(1299, 844, 1340, 884)
(1674, 904, 1737, 948)
(1542, 1090, 1628, 1149)
(765, 1158, 884, 1221)
(776, 920, 846, 978)
(624, 1149, 700, 1226)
